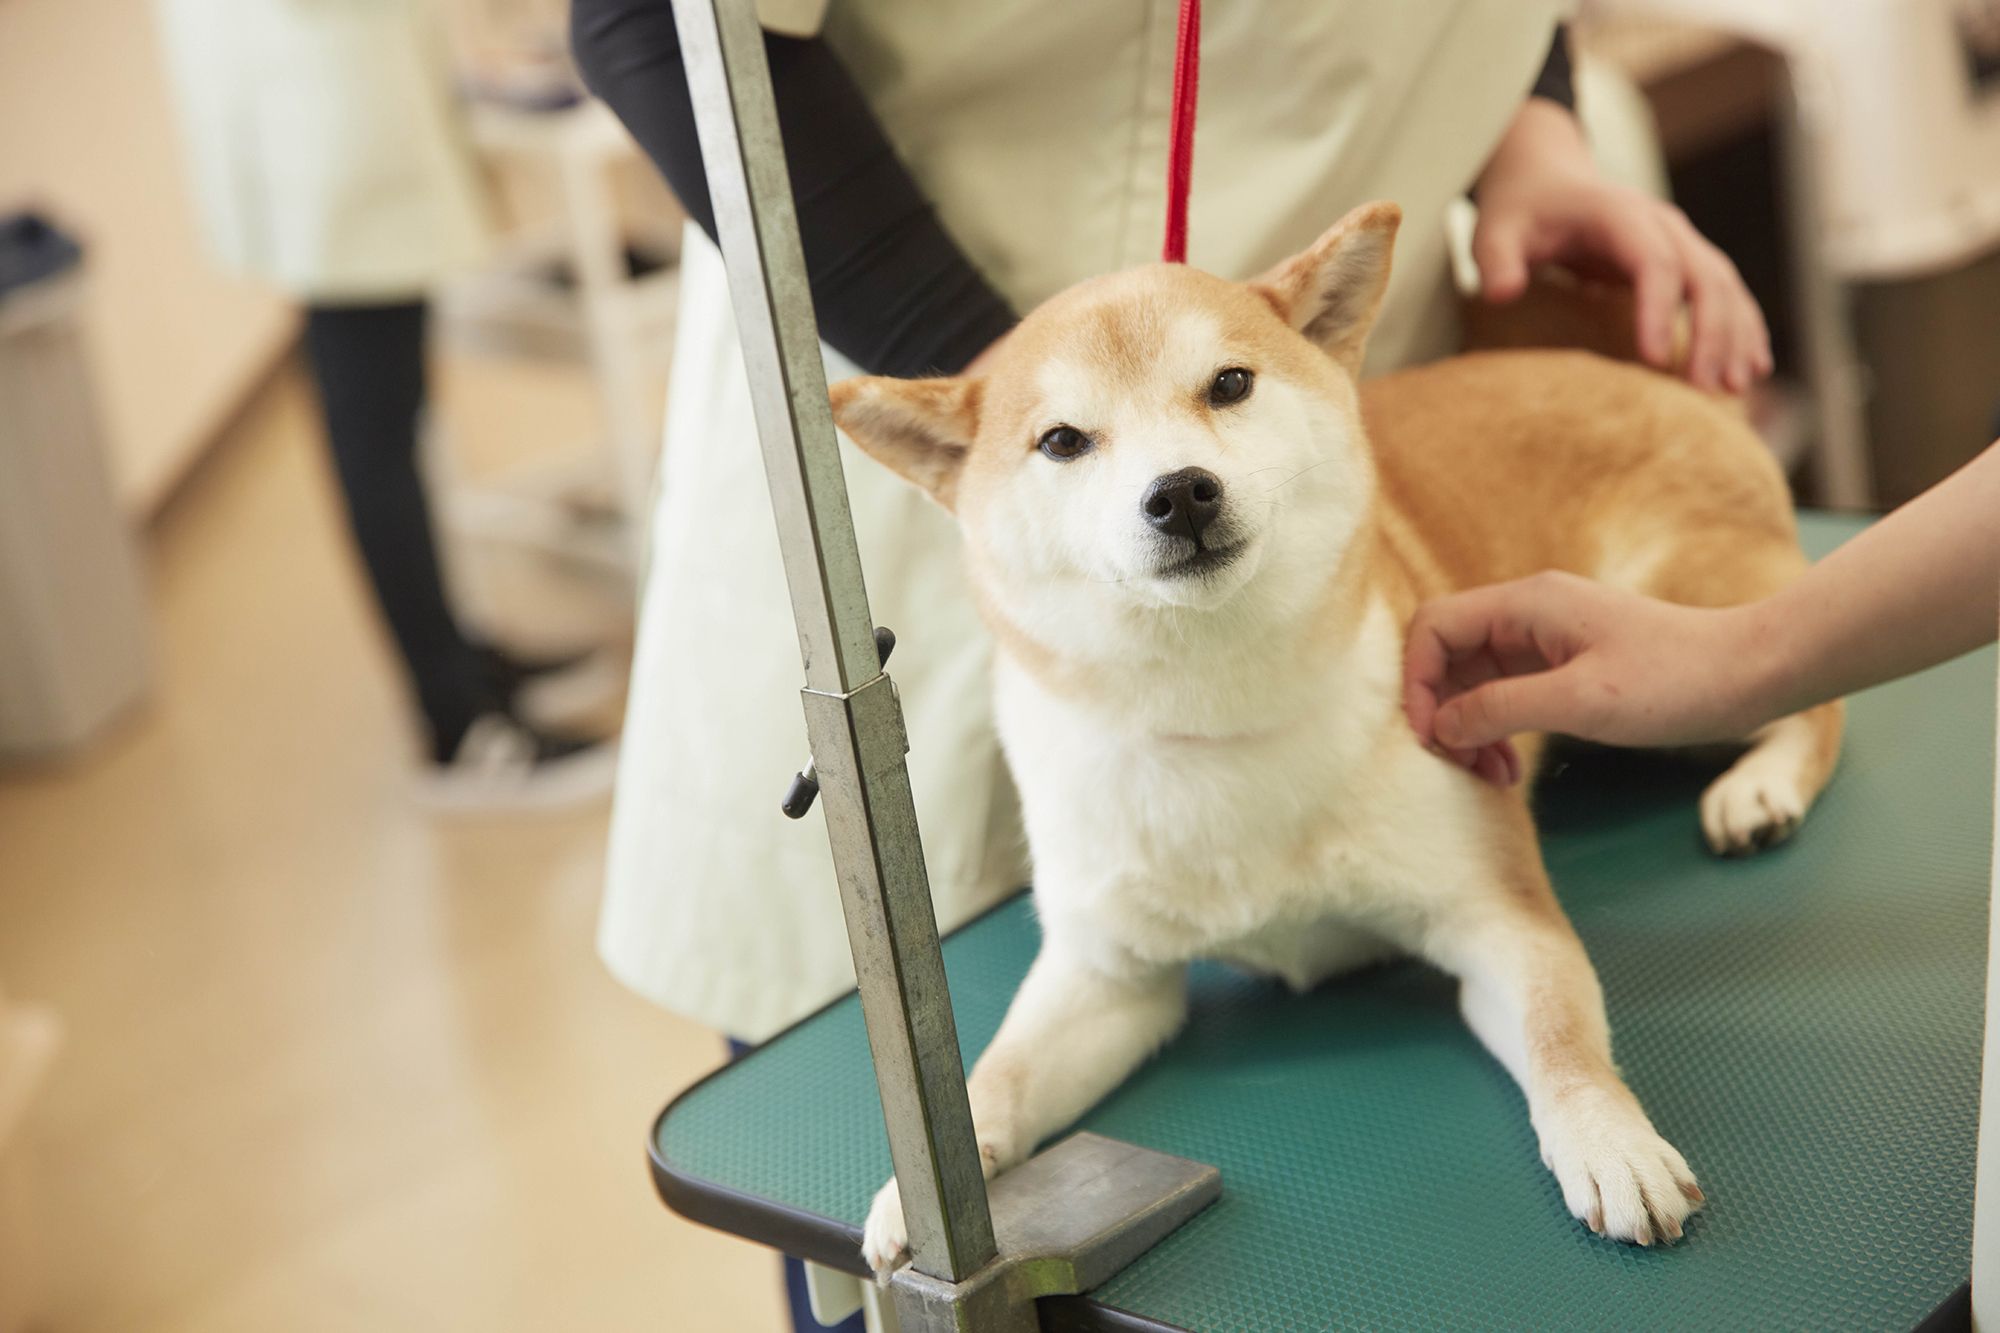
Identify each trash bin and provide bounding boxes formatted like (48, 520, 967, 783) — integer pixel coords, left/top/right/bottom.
(0, 212, 152, 758)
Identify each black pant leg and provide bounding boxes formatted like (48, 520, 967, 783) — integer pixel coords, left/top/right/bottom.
(302, 300, 492, 759)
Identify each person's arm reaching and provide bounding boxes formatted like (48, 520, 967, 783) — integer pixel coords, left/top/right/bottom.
(569, 0, 1015, 377)
(1403, 439, 2000, 782)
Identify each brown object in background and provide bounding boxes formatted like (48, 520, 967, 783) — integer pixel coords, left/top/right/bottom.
(1852, 247, 2000, 506)
(1577, 20, 1784, 164)
(0, 988, 59, 1333)
(1460, 267, 1648, 366)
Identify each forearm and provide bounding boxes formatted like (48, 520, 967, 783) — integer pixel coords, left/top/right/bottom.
(1741, 441, 2000, 721)
(569, 0, 1015, 376)
(1475, 25, 1585, 202)
(1474, 97, 1595, 204)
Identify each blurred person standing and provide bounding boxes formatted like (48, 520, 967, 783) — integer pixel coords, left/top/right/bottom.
(154, 0, 619, 810)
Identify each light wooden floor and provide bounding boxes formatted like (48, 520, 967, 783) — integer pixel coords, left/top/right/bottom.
(0, 358, 784, 1331)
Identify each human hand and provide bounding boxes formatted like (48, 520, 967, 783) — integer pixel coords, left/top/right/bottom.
(1473, 102, 1771, 395)
(1402, 572, 1777, 785)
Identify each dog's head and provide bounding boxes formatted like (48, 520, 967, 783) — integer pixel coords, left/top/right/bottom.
(831, 202, 1399, 653)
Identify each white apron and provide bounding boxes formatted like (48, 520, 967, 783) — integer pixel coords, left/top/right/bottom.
(601, 0, 1570, 1041)
(153, 0, 490, 301)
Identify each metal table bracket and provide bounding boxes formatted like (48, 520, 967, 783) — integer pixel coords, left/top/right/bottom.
(666, 0, 1221, 1325)
(886, 1134, 1221, 1333)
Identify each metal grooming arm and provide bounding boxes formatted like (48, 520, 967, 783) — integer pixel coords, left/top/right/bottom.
(665, 1, 1219, 1328)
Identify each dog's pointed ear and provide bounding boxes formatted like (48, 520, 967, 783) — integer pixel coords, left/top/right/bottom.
(829, 375, 980, 511)
(1254, 201, 1401, 376)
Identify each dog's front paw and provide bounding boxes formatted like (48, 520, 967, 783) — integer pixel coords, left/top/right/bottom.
(1538, 1087, 1703, 1245)
(1700, 763, 1805, 856)
(859, 1138, 1011, 1279)
(861, 1177, 909, 1279)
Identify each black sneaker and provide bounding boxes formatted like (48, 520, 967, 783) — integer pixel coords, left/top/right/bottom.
(477, 644, 624, 730)
(418, 712, 619, 814)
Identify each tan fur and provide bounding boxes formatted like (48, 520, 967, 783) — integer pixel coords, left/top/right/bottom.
(1256, 201, 1403, 375)
(1360, 350, 1792, 597)
(1359, 349, 1842, 826)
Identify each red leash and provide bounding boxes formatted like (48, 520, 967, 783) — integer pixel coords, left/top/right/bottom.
(1162, 0, 1202, 263)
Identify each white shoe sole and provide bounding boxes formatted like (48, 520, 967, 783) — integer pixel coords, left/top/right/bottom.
(514, 650, 626, 730)
(416, 738, 621, 816)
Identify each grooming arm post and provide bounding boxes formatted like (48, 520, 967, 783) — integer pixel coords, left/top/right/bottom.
(668, 4, 1219, 1326)
(664, 0, 1000, 1288)
(666, 0, 1000, 1294)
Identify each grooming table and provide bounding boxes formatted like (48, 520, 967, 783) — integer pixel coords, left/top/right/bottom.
(651, 513, 1993, 1331)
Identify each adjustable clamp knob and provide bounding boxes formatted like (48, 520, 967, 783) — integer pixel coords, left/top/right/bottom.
(779, 627, 897, 819)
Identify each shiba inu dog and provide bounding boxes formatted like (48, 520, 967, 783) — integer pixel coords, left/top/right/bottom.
(827, 202, 1843, 1271)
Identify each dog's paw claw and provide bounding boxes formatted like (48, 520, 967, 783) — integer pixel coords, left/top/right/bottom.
(1541, 1088, 1702, 1246)
(861, 1178, 909, 1279)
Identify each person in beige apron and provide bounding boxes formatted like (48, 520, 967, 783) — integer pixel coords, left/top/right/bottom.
(155, 0, 623, 808)
(571, 4, 1769, 1327)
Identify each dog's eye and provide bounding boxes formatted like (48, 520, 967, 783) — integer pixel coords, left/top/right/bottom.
(1038, 425, 1091, 461)
(1208, 368, 1254, 406)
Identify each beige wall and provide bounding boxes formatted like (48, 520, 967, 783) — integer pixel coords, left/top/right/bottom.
(0, 0, 296, 518)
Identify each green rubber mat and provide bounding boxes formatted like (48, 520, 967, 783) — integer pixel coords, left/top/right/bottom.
(653, 513, 1995, 1331)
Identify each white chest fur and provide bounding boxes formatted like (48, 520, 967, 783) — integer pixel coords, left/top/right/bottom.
(995, 600, 1491, 984)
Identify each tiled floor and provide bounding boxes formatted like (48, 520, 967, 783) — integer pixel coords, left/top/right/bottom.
(0, 357, 784, 1331)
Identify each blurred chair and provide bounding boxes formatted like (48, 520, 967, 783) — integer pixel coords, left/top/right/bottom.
(439, 98, 682, 576)
(434, 0, 683, 577)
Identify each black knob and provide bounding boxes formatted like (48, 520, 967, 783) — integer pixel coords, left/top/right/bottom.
(781, 769, 820, 819)
(780, 626, 897, 820)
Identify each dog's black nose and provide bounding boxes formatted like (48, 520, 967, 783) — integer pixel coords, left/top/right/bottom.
(1142, 467, 1224, 538)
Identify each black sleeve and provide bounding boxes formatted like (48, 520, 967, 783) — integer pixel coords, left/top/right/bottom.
(569, 0, 1016, 378)
(1529, 23, 1576, 111)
